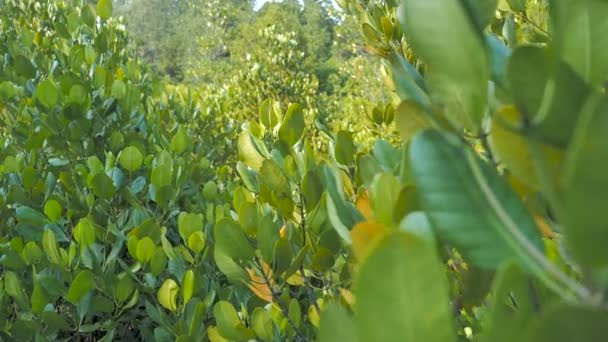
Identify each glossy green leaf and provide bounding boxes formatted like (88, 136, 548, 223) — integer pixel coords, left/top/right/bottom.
(74, 218, 97, 248)
(410, 130, 544, 270)
(214, 301, 254, 340)
(178, 212, 204, 242)
(151, 163, 172, 188)
(319, 304, 358, 342)
(355, 232, 455, 342)
(35, 80, 59, 109)
(43, 200, 62, 222)
(259, 159, 290, 197)
(214, 219, 254, 262)
(370, 172, 401, 226)
(91, 172, 117, 199)
(561, 96, 608, 266)
(66, 270, 95, 303)
(187, 231, 205, 254)
(182, 270, 195, 303)
(466, 0, 499, 29)
(214, 248, 249, 282)
(111, 80, 126, 99)
(400, 0, 489, 133)
(42, 229, 62, 264)
(395, 100, 433, 144)
(119, 146, 144, 172)
(278, 103, 305, 145)
(136, 237, 155, 263)
(252, 308, 273, 341)
(334, 131, 356, 165)
(259, 98, 280, 129)
(97, 0, 113, 20)
(551, 0, 608, 85)
(150, 248, 168, 275)
(238, 131, 265, 171)
(507, 46, 589, 147)
(4, 271, 27, 305)
(170, 126, 189, 154)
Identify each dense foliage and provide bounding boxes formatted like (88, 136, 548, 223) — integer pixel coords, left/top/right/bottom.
(1, 0, 608, 341)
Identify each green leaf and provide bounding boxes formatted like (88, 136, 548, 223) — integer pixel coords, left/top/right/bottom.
(150, 248, 167, 275)
(119, 146, 144, 172)
(90, 173, 117, 199)
(74, 218, 96, 248)
(524, 303, 608, 341)
(16, 206, 49, 226)
(551, 0, 608, 85)
(238, 131, 265, 171)
(489, 106, 564, 190)
(252, 308, 274, 341)
(0, 81, 22, 99)
(97, 0, 113, 21)
(187, 231, 205, 254)
(42, 229, 62, 264)
(370, 172, 401, 226)
(178, 212, 204, 242)
(151, 163, 172, 188)
(21, 241, 42, 265)
(259, 159, 290, 197)
(170, 126, 189, 154)
(136, 237, 155, 263)
(259, 98, 280, 129)
(203, 181, 218, 201)
(319, 304, 358, 342)
(395, 101, 433, 144)
(323, 165, 364, 243)
(214, 248, 249, 282)
(4, 271, 27, 306)
(410, 130, 544, 270)
(213, 301, 254, 340)
(465, 0, 499, 29)
(278, 103, 305, 145)
(400, 0, 489, 133)
(67, 270, 95, 304)
(111, 80, 126, 99)
(35, 80, 58, 109)
(480, 262, 535, 342)
(115, 275, 134, 302)
(157, 279, 179, 311)
(214, 219, 254, 263)
(561, 96, 608, 266)
(182, 270, 195, 303)
(507, 46, 590, 147)
(355, 232, 455, 342)
(44, 200, 63, 222)
(507, 0, 526, 12)
(334, 131, 356, 165)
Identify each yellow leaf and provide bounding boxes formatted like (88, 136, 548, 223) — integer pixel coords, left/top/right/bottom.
(351, 222, 386, 262)
(356, 190, 374, 222)
(490, 106, 564, 189)
(279, 225, 287, 239)
(340, 288, 356, 308)
(286, 272, 304, 286)
(157, 279, 179, 311)
(207, 326, 229, 342)
(247, 263, 274, 303)
(535, 215, 556, 239)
